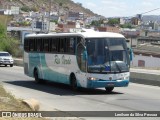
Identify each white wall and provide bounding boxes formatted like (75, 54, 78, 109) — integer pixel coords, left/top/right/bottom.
(132, 55, 160, 68)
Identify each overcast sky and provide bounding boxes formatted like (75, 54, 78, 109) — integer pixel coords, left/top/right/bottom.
(72, 0, 160, 17)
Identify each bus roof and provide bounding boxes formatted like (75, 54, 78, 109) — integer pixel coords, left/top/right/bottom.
(25, 31, 125, 39)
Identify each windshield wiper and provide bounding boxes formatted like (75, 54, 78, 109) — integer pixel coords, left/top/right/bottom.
(111, 56, 122, 73)
(114, 61, 122, 73)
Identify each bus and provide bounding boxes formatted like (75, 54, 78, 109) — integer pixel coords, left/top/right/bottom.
(24, 31, 131, 92)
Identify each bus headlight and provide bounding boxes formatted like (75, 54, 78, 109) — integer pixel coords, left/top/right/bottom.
(119, 77, 125, 80)
(124, 76, 129, 80)
(88, 77, 97, 81)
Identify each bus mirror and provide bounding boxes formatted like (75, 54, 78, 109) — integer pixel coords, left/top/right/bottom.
(127, 48, 130, 53)
(129, 48, 133, 61)
(83, 50, 87, 61)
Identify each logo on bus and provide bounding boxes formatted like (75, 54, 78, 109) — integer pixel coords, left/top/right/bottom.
(54, 55, 71, 65)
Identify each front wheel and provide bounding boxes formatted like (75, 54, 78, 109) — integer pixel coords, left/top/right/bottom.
(10, 64, 13, 67)
(70, 75, 78, 90)
(105, 87, 114, 93)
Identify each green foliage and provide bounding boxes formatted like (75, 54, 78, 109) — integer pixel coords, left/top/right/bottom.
(0, 23, 6, 37)
(31, 6, 39, 12)
(108, 18, 120, 26)
(120, 23, 134, 29)
(21, 6, 30, 12)
(91, 20, 102, 27)
(0, 23, 22, 57)
(17, 21, 31, 26)
(50, 20, 58, 24)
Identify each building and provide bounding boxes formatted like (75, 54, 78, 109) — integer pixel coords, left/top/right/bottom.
(58, 21, 76, 32)
(138, 36, 160, 45)
(0, 9, 5, 15)
(11, 6, 20, 15)
(67, 11, 80, 21)
(31, 21, 49, 32)
(132, 44, 160, 68)
(97, 26, 120, 33)
(120, 18, 126, 25)
(121, 28, 140, 47)
(131, 17, 141, 25)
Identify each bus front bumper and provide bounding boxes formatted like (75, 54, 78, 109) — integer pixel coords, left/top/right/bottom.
(87, 79, 129, 88)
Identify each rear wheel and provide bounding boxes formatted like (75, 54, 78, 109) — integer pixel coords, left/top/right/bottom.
(70, 74, 78, 90)
(105, 87, 114, 93)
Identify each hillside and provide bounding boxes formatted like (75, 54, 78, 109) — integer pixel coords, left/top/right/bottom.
(0, 0, 98, 17)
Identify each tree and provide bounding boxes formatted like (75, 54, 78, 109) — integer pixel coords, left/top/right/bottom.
(107, 18, 120, 26)
(91, 20, 104, 27)
(0, 23, 6, 37)
(120, 23, 134, 29)
(0, 23, 21, 57)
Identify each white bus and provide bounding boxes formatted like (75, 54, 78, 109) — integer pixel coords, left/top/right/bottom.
(24, 31, 130, 92)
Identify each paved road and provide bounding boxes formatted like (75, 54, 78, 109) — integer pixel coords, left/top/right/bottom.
(0, 66, 160, 120)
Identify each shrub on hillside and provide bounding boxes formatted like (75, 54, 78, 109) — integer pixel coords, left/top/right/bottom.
(0, 23, 22, 58)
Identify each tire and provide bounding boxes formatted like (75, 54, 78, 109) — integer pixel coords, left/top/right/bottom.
(70, 74, 78, 90)
(34, 69, 41, 83)
(5, 65, 7, 67)
(105, 87, 114, 93)
(10, 64, 13, 67)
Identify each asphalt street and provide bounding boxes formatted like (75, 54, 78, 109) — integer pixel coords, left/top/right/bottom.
(0, 66, 160, 120)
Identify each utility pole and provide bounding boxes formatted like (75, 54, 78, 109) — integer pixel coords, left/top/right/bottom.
(5, 5, 9, 36)
(48, 0, 52, 33)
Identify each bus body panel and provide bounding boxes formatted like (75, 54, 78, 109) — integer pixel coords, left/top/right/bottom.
(23, 31, 130, 90)
(86, 72, 130, 88)
(24, 51, 130, 88)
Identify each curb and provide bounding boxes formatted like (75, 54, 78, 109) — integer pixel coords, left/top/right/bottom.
(130, 72, 160, 86)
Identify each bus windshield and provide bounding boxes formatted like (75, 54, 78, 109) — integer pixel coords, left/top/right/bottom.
(86, 38, 129, 73)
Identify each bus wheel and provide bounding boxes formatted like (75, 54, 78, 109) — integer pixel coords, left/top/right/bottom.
(34, 69, 41, 83)
(105, 87, 114, 93)
(70, 74, 78, 90)
(10, 64, 13, 67)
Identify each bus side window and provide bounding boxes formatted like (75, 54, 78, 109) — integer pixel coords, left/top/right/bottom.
(69, 37, 75, 54)
(29, 39, 35, 52)
(24, 39, 29, 52)
(40, 39, 44, 52)
(36, 39, 41, 52)
(44, 39, 49, 52)
(59, 38, 65, 53)
(51, 38, 58, 53)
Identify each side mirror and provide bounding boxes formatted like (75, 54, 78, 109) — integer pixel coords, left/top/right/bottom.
(129, 48, 133, 61)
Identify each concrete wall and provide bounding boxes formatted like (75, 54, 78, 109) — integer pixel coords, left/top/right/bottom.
(132, 55, 160, 68)
(14, 59, 23, 67)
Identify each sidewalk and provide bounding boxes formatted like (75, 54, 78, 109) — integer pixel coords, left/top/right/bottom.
(130, 68, 160, 86)
(130, 68, 160, 75)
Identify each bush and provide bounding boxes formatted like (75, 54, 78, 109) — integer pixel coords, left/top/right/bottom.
(0, 23, 22, 58)
(21, 6, 30, 12)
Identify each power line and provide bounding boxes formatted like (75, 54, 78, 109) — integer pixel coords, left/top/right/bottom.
(140, 8, 160, 15)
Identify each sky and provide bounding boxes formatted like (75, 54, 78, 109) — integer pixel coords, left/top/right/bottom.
(72, 0, 160, 17)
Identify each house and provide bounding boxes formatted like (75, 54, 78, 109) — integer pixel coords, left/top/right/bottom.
(97, 26, 120, 33)
(132, 44, 160, 68)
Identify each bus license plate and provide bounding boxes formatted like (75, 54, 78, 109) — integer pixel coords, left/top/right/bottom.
(107, 83, 114, 86)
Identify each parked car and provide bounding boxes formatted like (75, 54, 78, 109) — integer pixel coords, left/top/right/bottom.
(0, 51, 14, 67)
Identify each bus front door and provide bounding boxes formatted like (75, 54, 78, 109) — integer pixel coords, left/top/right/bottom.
(76, 43, 87, 87)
